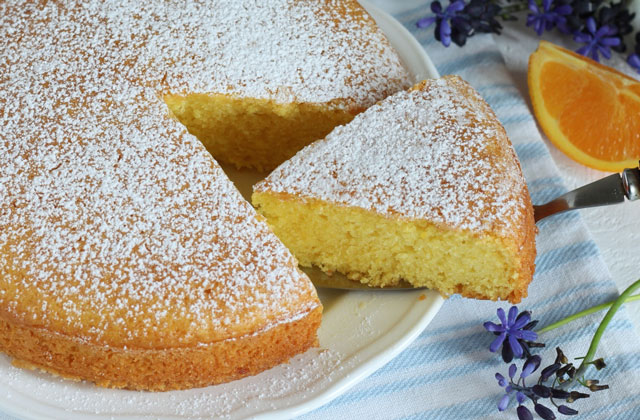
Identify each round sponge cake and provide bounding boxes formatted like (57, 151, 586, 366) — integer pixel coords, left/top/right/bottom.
(0, 0, 338, 390)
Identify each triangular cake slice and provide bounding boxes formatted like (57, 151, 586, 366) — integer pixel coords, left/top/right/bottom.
(253, 76, 536, 303)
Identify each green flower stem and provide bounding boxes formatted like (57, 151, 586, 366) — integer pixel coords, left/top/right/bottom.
(536, 279, 640, 387)
(497, 1, 529, 16)
(537, 291, 640, 334)
(575, 279, 640, 376)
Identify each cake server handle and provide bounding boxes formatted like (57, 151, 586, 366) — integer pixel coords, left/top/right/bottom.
(533, 162, 640, 222)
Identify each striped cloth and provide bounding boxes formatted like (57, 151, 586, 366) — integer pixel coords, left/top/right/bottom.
(298, 2, 640, 419)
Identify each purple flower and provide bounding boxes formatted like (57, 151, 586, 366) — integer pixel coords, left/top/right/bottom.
(535, 403, 557, 420)
(416, 0, 467, 47)
(517, 405, 534, 420)
(498, 393, 510, 411)
(494, 355, 584, 419)
(598, 2, 636, 50)
(465, 0, 502, 35)
(573, 17, 621, 61)
(520, 355, 542, 379)
(526, 0, 572, 35)
(532, 384, 552, 398)
(484, 306, 539, 362)
(496, 365, 519, 411)
(495, 372, 508, 387)
(539, 362, 561, 381)
(496, 372, 513, 410)
(628, 53, 640, 73)
(509, 363, 517, 377)
(558, 405, 579, 415)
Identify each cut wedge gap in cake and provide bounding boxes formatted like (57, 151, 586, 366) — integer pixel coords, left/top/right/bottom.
(253, 76, 537, 303)
(161, 0, 412, 172)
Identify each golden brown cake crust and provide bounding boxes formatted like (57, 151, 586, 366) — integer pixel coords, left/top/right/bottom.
(509, 190, 537, 303)
(0, 306, 322, 391)
(436, 78, 537, 303)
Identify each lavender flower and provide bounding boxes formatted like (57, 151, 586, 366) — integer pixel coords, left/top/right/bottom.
(573, 17, 621, 61)
(416, 0, 640, 73)
(465, 0, 502, 35)
(526, 0, 572, 35)
(493, 354, 588, 419)
(485, 303, 618, 419)
(628, 53, 640, 73)
(494, 357, 555, 420)
(484, 306, 540, 362)
(416, 0, 468, 47)
(520, 355, 541, 378)
(517, 405, 534, 420)
(534, 403, 556, 419)
(557, 405, 579, 415)
(495, 364, 520, 411)
(483, 281, 640, 418)
(598, 2, 635, 52)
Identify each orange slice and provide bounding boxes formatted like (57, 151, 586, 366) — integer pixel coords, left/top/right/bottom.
(528, 40, 640, 172)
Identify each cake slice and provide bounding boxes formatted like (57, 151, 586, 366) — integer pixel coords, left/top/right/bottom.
(0, 122, 322, 391)
(0, 126, 323, 391)
(253, 76, 536, 303)
(163, 0, 412, 172)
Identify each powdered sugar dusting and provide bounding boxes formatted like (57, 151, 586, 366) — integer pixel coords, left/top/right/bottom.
(256, 76, 528, 236)
(150, 0, 411, 106)
(0, 0, 328, 346)
(82, 0, 413, 108)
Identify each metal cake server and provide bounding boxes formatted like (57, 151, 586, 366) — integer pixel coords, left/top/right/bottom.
(311, 163, 640, 291)
(533, 164, 640, 222)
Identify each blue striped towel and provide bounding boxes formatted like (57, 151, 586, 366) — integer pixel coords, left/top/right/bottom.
(299, 2, 640, 419)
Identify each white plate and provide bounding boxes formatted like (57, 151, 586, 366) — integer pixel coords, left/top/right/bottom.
(0, 3, 443, 419)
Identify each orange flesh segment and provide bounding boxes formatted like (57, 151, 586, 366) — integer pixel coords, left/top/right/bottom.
(529, 41, 640, 171)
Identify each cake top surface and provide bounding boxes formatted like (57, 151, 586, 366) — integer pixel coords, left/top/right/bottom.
(0, 0, 325, 348)
(256, 76, 530, 236)
(165, 0, 412, 107)
(0, 0, 411, 108)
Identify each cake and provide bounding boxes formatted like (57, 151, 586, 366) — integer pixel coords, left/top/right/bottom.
(163, 0, 412, 171)
(253, 76, 537, 303)
(0, 0, 329, 391)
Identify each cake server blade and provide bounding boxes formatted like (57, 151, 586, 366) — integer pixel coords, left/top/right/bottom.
(302, 266, 423, 291)
(533, 163, 640, 222)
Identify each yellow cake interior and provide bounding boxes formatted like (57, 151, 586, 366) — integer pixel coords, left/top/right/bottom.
(164, 94, 358, 172)
(251, 76, 536, 304)
(252, 193, 526, 301)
